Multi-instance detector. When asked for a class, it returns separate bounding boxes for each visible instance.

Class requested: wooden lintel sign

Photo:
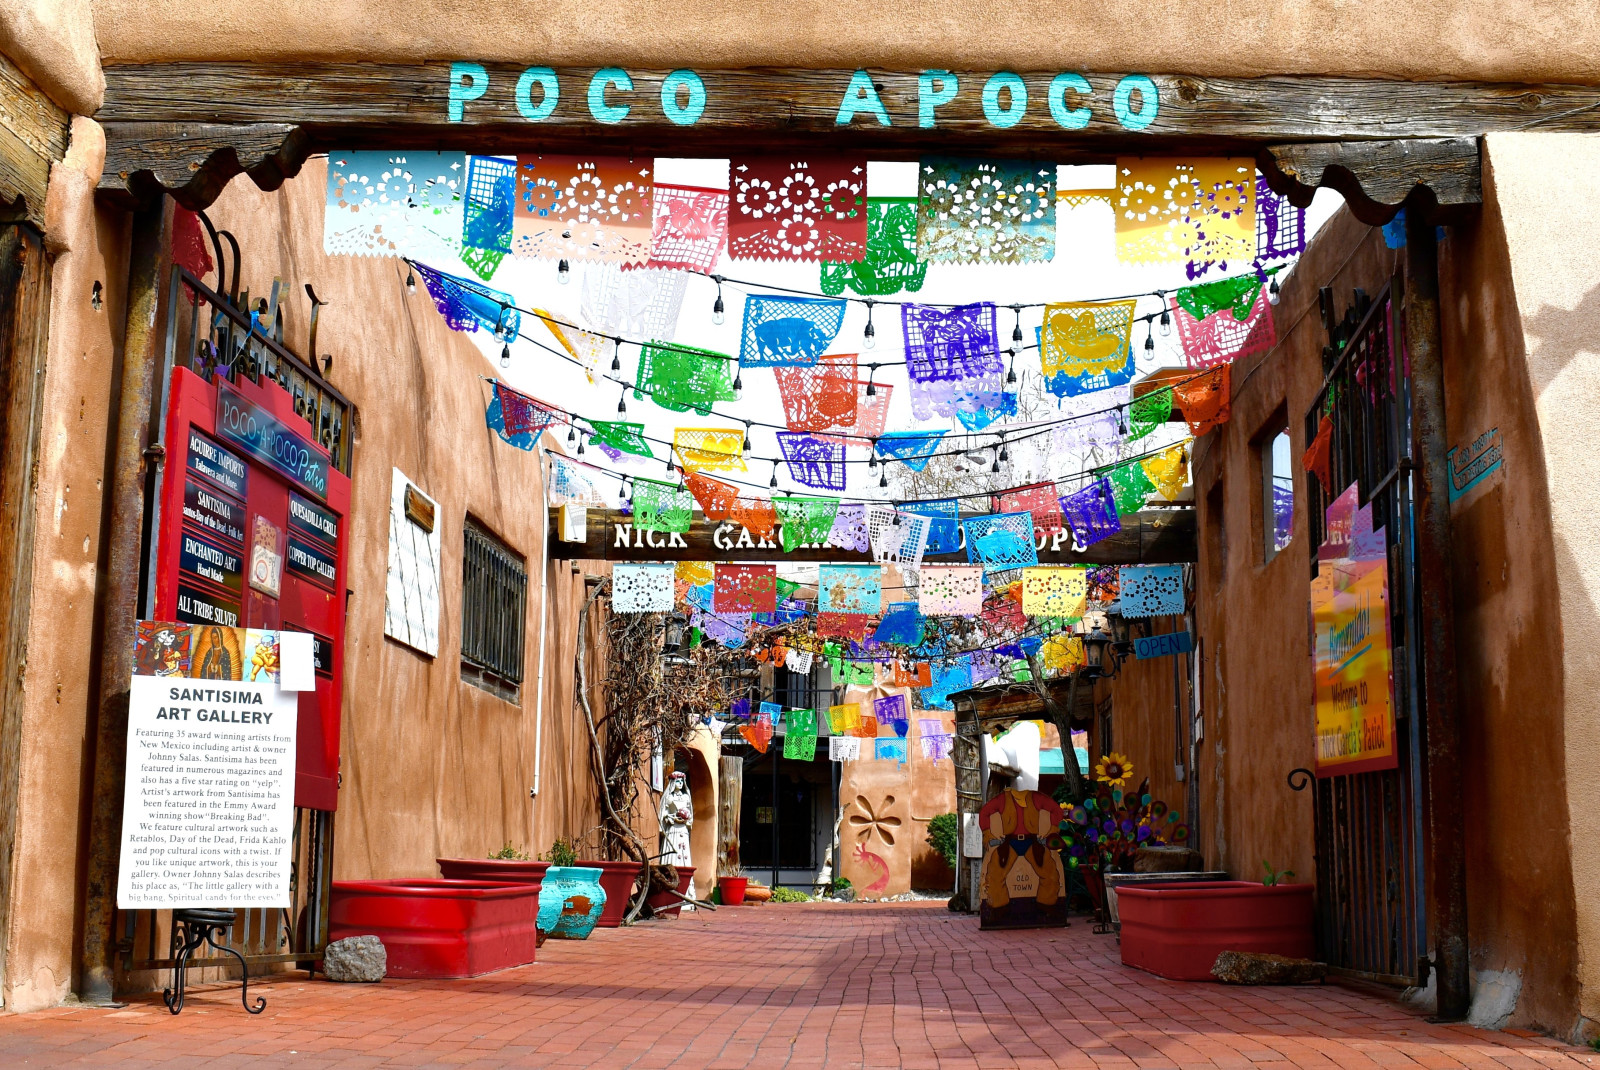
[547,507,1196,565]
[97,62,1600,156]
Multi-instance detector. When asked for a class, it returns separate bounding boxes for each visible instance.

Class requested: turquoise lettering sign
[443,66,1162,133]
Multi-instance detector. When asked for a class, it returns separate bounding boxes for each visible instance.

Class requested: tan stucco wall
[1482,132,1600,1042]
[0,0,101,114]
[836,683,954,898]
[84,1,1600,84]
[1157,187,1586,1037]
[1,116,119,1013]
[200,161,626,880]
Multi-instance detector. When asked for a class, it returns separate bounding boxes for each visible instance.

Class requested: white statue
[659,771,694,869]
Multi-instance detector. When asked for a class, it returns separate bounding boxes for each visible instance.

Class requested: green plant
[770,887,811,903]
[1262,861,1296,886]
[488,842,530,861]
[1588,1037,1599,1053]
[541,838,578,867]
[1059,775,1189,873]
[926,813,959,869]
[828,876,853,896]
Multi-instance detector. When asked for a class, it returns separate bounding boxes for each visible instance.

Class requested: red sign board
[154,367,349,810]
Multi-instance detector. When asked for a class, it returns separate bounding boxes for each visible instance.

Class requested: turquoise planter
[537,866,606,940]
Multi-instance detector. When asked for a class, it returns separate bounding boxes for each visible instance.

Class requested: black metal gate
[1296,281,1429,986]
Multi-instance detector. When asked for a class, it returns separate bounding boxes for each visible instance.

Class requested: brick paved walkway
[2,902,1595,1068]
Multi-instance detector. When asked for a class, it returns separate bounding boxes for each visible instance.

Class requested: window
[460,518,527,701]
[1262,428,1294,562]
[1204,481,1226,589]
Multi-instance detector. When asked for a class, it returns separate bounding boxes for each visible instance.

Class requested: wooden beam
[0,54,70,227]
[1258,138,1482,226]
[547,506,1196,564]
[94,62,1539,213]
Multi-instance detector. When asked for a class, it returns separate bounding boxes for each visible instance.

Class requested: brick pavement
[1,901,1595,1069]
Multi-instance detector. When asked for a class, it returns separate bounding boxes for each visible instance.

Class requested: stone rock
[323,936,386,983]
[1211,951,1327,985]
[1134,845,1205,873]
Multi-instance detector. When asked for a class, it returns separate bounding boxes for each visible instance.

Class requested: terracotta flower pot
[579,860,643,927]
[645,867,695,918]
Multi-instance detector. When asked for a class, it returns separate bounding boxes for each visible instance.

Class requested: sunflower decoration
[1095,752,1133,789]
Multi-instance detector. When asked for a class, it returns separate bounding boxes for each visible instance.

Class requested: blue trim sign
[215,383,330,498]
[1133,630,1194,660]
[1447,427,1502,504]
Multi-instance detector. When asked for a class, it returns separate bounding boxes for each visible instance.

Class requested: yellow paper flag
[673,427,747,472]
[1021,567,1088,619]
[1114,158,1255,266]
[1141,444,1190,501]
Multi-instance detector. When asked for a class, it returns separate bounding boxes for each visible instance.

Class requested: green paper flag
[635,342,737,416]
[775,495,841,552]
[1128,390,1172,443]
[1106,459,1157,515]
[588,419,654,459]
[631,478,694,533]
[784,709,818,760]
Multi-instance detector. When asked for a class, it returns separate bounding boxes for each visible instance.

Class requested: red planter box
[579,861,642,927]
[717,876,748,906]
[330,879,541,979]
[645,867,695,918]
[1116,881,1314,981]
[436,858,550,889]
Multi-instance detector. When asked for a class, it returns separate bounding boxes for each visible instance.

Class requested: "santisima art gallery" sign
[117,675,299,909]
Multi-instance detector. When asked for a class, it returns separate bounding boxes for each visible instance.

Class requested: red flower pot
[717,876,749,905]
[437,857,550,889]
[329,879,541,979]
[645,867,695,917]
[579,861,643,927]
[1116,881,1315,981]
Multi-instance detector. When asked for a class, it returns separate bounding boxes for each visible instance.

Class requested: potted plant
[1058,754,1190,919]
[536,838,607,940]
[437,842,551,889]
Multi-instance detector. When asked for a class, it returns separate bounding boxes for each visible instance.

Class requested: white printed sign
[383,468,442,656]
[117,675,299,909]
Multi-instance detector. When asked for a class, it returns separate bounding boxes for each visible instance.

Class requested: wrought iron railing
[461,520,529,692]
[166,266,354,477]
[1297,280,1429,987]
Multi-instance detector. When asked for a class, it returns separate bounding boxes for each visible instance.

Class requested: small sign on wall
[1134,630,1194,660]
[1447,427,1503,504]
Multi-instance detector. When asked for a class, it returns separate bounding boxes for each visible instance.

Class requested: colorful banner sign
[1311,485,1397,777]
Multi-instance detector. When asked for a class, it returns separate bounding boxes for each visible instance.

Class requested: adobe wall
[86,0,1600,84]
[1478,133,1600,1043]
[1162,179,1585,1035]
[1,117,123,1013]
[199,160,608,879]
[1090,615,1189,843]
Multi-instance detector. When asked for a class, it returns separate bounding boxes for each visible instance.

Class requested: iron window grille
[461,519,527,700]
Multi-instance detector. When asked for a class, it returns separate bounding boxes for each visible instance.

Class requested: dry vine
[574,578,734,920]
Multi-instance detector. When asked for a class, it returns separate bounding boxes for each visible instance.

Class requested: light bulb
[405,270,417,296]
[617,391,628,414]
[557,259,570,284]
[619,483,630,506]
[610,341,621,372]
[577,438,585,456]
[1144,325,1156,353]
[1268,277,1281,305]
[863,320,876,349]
[879,471,889,488]
[1159,308,1172,336]
[742,423,752,452]
[713,294,725,325]
[733,371,744,399]
[769,465,779,489]
[567,427,576,444]
[991,456,1002,473]
[500,343,511,368]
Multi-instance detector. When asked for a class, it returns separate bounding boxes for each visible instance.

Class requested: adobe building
[0,0,1594,1049]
